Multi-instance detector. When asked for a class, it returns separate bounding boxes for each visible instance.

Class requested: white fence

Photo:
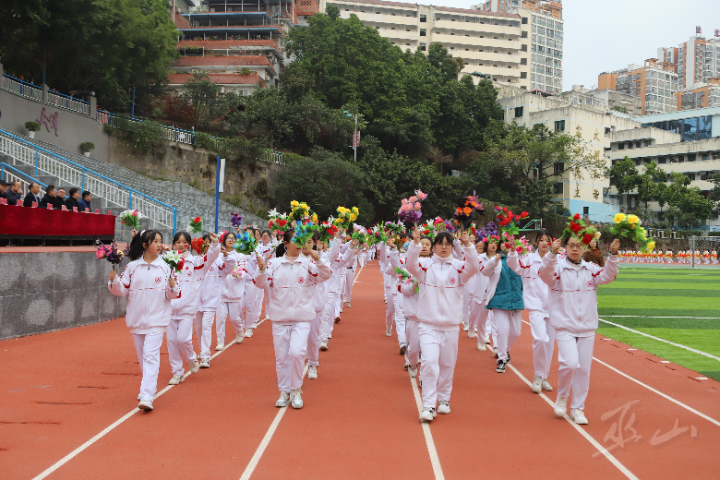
[0,164,46,198]
[1,75,43,102]
[0,130,176,230]
[47,90,90,116]
[96,110,196,146]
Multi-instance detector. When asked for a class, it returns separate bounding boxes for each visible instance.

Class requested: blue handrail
[2,74,42,89]
[48,89,89,104]
[0,162,49,188]
[0,128,177,233]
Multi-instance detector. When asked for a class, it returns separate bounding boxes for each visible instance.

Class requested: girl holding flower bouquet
[538,228,620,426]
[405,229,479,422]
[165,231,221,386]
[108,230,180,411]
[216,233,250,351]
[254,229,332,409]
[465,239,490,347]
[243,230,276,333]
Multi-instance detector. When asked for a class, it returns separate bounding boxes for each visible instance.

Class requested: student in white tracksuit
[319,237,356,348]
[507,230,554,394]
[406,229,478,422]
[254,229,332,409]
[539,236,620,426]
[378,241,405,341]
[165,232,220,385]
[195,244,236,368]
[465,240,489,349]
[108,229,180,410]
[477,237,501,350]
[343,246,358,307]
[245,233,275,328]
[384,239,410,354]
[216,234,249,351]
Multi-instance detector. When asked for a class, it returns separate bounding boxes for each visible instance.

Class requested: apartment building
[498,92,642,222]
[321,0,531,89]
[598,59,679,115]
[168,0,307,93]
[480,1,564,94]
[675,77,720,111]
[606,106,720,230]
[658,33,720,90]
[560,85,642,116]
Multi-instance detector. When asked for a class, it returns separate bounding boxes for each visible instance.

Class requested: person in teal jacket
[480,237,524,373]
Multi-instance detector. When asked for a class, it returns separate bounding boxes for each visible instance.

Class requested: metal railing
[96,109,196,146]
[1,74,43,102]
[0,128,177,232]
[47,90,90,115]
[0,163,47,198]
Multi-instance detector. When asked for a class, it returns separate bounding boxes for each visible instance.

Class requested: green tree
[663,172,714,229]
[708,171,720,209]
[608,156,639,195]
[611,105,629,114]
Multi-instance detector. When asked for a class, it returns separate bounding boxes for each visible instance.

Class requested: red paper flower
[570,222,582,234]
[194,216,201,223]
[503,207,508,213]
[573,213,581,221]
[582,233,594,245]
[521,211,529,218]
[177,258,185,271]
[278,219,287,227]
[269,220,274,228]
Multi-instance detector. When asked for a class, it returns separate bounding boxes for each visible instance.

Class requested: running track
[2,262,719,479]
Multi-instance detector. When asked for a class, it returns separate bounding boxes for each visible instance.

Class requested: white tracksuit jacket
[169,243,221,319]
[508,251,549,312]
[221,251,248,303]
[199,254,237,312]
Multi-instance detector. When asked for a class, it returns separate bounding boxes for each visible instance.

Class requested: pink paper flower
[416,189,427,201]
[414,202,421,211]
[409,196,418,204]
[401,198,408,205]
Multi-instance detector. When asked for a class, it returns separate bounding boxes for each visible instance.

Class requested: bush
[25,121,40,132]
[80,142,95,152]
[103,124,116,135]
[128,121,163,154]
[195,132,218,152]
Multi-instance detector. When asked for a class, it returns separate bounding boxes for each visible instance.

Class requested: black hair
[82,190,91,198]
[535,229,553,245]
[128,229,163,261]
[223,232,237,248]
[202,233,211,242]
[0,180,8,187]
[261,229,272,238]
[69,187,79,197]
[311,232,320,250]
[172,231,192,246]
[46,184,55,192]
[282,229,295,244]
[433,232,454,247]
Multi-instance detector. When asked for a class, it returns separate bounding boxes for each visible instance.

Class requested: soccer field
[597,265,720,382]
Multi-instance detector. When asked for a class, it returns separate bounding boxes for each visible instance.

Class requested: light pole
[344,110,358,161]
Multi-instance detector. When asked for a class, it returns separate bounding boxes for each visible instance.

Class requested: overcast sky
[434,0,720,91]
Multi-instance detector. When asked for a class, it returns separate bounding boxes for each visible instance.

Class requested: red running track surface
[1,261,719,479]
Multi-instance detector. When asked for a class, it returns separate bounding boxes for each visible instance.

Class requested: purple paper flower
[231,212,243,227]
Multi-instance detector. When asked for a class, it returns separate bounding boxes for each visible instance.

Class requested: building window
[555,120,565,132]
[583,207,589,215]
[521,31,528,38]
[554,163,565,175]
[420,14,427,22]
[554,182,563,194]
[618,143,625,150]
[420,29,426,36]
[515,106,524,118]
[520,58,527,65]
[522,17,529,25]
[521,44,527,52]
[521,72,527,78]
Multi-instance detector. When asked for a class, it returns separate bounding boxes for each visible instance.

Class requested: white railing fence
[0,164,47,198]
[1,75,43,102]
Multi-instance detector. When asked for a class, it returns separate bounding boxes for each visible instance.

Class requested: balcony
[348,11,418,27]
[431,33,518,50]
[456,50,521,64]
[433,20,521,37]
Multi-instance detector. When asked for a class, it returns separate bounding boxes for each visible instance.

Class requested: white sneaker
[477,342,486,351]
[346,302,351,308]
[264,315,270,321]
[531,376,542,394]
[468,331,477,339]
[554,397,567,417]
[169,375,184,386]
[328,333,333,338]
[408,365,418,378]
[404,360,410,370]
[244,330,253,338]
[571,409,588,425]
[399,343,407,355]
[275,391,290,407]
[290,389,303,409]
[493,346,498,357]
[137,394,141,401]
[252,322,260,329]
[199,358,210,368]
[190,361,200,374]
[542,379,553,392]
[215,342,225,351]
[138,400,153,410]
[437,402,451,414]
[385,326,392,337]
[236,333,244,344]
[308,366,318,379]
[419,407,436,422]
[320,341,328,351]
[463,323,469,331]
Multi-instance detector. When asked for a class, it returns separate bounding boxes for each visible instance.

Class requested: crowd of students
[107,222,620,428]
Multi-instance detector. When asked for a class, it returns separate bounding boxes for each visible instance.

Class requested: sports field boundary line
[520,320,720,429]
[31,318,267,480]
[506,362,639,480]
[410,375,445,480]
[598,318,720,362]
[601,315,720,320]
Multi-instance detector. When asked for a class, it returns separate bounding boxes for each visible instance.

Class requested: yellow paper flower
[613,213,626,223]
[350,214,357,221]
[352,207,359,214]
[312,214,318,223]
[291,200,299,208]
[594,231,601,240]
[630,224,636,229]
[627,214,639,224]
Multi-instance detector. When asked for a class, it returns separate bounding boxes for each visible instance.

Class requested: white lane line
[410,375,445,480]
[33,319,264,480]
[506,363,639,480]
[239,365,308,480]
[598,318,720,362]
[600,315,720,320]
[520,320,720,428]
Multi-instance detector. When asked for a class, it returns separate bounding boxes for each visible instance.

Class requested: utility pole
[344,110,359,161]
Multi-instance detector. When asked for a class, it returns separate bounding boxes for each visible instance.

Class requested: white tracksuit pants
[462,288,470,326]
[272,322,311,392]
[166,317,197,377]
[556,333,595,411]
[194,310,216,360]
[468,299,492,343]
[320,290,339,342]
[405,318,421,366]
[418,323,459,409]
[242,284,264,329]
[307,312,323,368]
[217,301,244,344]
[384,277,395,329]
[529,310,555,379]
[394,292,406,346]
[344,267,355,303]
[132,331,164,402]
[492,309,522,363]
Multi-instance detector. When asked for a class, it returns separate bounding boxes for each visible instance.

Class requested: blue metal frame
[0,163,49,188]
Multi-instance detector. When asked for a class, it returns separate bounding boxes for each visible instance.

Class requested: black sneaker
[496,360,506,373]
[506,353,511,364]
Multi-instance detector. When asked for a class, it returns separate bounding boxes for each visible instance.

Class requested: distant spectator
[39,185,57,209]
[5,181,23,205]
[582,239,605,267]
[0,180,8,198]
[55,188,66,209]
[78,190,92,212]
[23,182,41,207]
[65,187,80,211]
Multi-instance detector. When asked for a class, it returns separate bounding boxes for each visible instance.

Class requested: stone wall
[108,135,279,213]
[0,252,127,339]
